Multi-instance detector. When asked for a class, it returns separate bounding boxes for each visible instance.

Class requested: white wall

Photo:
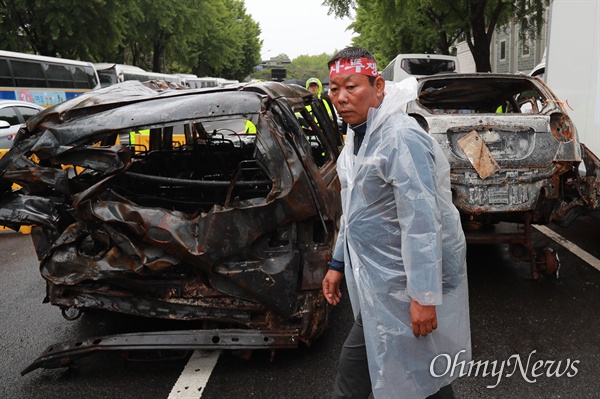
[456,41,477,73]
[545,0,600,157]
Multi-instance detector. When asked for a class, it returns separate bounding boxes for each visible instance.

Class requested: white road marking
[534,225,600,272]
[168,350,221,399]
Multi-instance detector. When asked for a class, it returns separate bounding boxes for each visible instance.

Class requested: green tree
[190,0,261,80]
[122,0,224,73]
[0,0,262,80]
[128,0,199,72]
[217,0,262,81]
[349,0,443,67]
[324,0,549,72]
[0,0,133,61]
[286,53,332,83]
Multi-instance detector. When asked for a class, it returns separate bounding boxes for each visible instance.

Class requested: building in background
[456,6,550,74]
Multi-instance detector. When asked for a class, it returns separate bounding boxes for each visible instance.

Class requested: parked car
[529,48,546,80]
[0,80,343,373]
[404,73,600,277]
[530,60,546,80]
[0,100,45,149]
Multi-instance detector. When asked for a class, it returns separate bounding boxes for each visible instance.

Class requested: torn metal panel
[0,194,61,230]
[21,329,299,375]
[0,80,343,361]
[457,130,501,179]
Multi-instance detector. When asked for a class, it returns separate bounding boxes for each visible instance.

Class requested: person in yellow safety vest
[495,100,509,113]
[303,77,334,161]
[244,119,257,134]
[129,129,149,144]
[305,77,333,121]
[129,129,150,152]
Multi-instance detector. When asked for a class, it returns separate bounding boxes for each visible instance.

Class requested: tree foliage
[0,0,132,60]
[192,0,262,81]
[0,0,261,80]
[286,53,332,83]
[324,0,550,72]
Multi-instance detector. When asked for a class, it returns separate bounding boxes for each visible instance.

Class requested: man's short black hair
[328,47,376,65]
[328,47,377,86]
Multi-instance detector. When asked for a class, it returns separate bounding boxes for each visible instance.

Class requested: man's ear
[375,76,386,99]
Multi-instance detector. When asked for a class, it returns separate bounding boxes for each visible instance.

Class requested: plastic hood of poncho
[333,77,472,398]
[306,77,323,97]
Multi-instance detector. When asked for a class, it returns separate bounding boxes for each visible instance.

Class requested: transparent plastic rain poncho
[332,78,472,398]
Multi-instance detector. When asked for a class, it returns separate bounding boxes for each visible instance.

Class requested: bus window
[46,63,75,88]
[0,50,100,107]
[400,58,456,75]
[73,66,98,89]
[185,77,219,89]
[0,59,12,86]
[97,66,118,87]
[381,53,459,82]
[95,63,182,87]
[12,60,46,87]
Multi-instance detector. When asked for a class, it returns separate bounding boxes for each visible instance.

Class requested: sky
[243,0,356,60]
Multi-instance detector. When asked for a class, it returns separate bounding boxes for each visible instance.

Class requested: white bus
[0,50,100,107]
[185,76,220,89]
[380,53,459,82]
[185,77,240,89]
[176,73,198,86]
[94,63,182,88]
[216,78,240,87]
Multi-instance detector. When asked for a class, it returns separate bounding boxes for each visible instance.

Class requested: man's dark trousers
[332,314,455,399]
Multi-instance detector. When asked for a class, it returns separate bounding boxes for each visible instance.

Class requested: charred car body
[0,81,343,373]
[405,73,600,277]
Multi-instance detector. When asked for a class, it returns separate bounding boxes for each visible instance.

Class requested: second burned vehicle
[405,73,600,277]
[0,80,343,373]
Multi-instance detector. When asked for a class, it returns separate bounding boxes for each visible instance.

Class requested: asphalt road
[1,216,599,399]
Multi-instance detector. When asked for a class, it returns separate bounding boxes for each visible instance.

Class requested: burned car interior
[417,78,547,114]
[406,74,600,278]
[0,81,343,373]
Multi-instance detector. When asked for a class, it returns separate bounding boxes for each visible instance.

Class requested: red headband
[329,57,378,78]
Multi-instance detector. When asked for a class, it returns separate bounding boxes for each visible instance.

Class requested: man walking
[322,47,471,399]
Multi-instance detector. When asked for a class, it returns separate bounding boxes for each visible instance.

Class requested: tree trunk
[152,42,163,73]
[470,41,492,72]
[468,1,493,72]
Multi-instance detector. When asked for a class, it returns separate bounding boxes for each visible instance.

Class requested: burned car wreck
[405,73,600,277]
[0,80,343,373]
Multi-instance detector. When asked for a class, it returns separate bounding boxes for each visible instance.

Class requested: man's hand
[322,269,344,306]
[410,300,438,338]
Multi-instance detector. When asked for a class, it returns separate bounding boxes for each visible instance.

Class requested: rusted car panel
[405,73,600,275]
[0,81,343,362]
